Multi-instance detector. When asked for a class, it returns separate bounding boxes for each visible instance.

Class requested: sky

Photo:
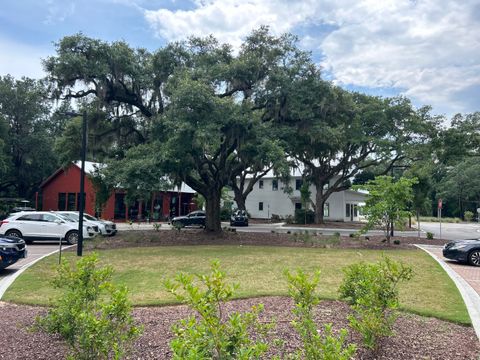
[0,0,479,118]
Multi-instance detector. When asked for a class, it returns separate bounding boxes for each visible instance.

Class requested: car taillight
[0,220,8,227]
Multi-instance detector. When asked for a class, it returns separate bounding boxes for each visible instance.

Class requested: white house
[232,173,368,222]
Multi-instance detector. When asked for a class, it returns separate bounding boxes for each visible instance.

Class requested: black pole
[77,110,87,256]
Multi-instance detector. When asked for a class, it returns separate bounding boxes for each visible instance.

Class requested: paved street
[420,221,480,241]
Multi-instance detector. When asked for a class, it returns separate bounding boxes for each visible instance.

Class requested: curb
[0,245,75,300]
[415,244,480,340]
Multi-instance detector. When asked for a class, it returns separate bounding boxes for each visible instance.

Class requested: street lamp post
[64,111,87,256]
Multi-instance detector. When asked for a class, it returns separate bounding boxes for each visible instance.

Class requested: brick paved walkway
[427,246,480,295]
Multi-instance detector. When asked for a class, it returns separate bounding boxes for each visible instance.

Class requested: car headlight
[450,244,468,250]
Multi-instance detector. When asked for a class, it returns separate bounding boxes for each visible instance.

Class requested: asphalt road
[419,221,480,241]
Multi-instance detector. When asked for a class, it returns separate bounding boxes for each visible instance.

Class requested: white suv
[0,211,93,244]
[57,212,117,236]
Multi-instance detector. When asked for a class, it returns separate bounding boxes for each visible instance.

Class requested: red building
[40,162,196,221]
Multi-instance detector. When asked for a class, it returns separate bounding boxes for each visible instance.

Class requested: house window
[345,203,351,217]
[324,203,330,217]
[259,202,264,211]
[295,202,302,210]
[272,179,278,191]
[67,193,76,211]
[295,179,302,190]
[259,180,264,189]
[353,205,358,217]
[58,193,66,211]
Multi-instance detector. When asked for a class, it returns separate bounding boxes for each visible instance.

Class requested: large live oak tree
[45,28,310,231]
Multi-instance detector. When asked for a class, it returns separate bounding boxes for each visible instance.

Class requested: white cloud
[0,36,49,79]
[143,0,480,116]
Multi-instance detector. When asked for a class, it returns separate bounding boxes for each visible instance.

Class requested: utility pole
[77,110,87,256]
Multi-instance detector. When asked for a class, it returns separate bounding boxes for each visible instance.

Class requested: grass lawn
[3,245,470,324]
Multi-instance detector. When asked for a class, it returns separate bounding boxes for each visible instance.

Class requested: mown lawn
[3,245,470,324]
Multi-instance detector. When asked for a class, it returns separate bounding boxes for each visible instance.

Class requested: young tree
[354,176,417,243]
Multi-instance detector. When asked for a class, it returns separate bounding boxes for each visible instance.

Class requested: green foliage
[294,209,315,224]
[0,75,59,198]
[354,176,418,243]
[426,232,434,240]
[436,159,480,218]
[464,210,474,222]
[284,269,356,360]
[152,223,161,231]
[36,253,141,360]
[339,257,413,350]
[164,260,271,359]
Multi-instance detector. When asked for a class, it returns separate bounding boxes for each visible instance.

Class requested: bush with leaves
[284,269,356,360]
[339,257,413,350]
[164,260,272,359]
[464,210,474,222]
[36,253,141,360]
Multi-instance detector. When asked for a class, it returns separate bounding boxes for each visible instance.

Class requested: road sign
[438,199,443,209]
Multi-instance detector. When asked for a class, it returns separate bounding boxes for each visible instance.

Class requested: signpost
[438,198,442,240]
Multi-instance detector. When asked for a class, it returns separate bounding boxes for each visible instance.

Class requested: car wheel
[468,250,480,266]
[65,231,79,245]
[5,229,23,239]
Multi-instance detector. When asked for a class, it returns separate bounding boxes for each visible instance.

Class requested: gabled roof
[40,161,196,194]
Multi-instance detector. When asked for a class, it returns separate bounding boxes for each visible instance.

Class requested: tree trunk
[205,189,222,232]
[233,188,246,211]
[314,185,325,224]
[416,209,421,239]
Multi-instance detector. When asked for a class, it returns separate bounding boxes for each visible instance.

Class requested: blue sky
[1,0,479,118]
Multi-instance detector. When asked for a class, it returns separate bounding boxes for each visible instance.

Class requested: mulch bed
[85,229,449,251]
[1,297,479,359]
[2,230,472,359]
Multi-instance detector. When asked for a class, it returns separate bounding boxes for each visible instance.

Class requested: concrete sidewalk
[416,244,480,341]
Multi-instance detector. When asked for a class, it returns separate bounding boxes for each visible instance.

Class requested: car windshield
[84,214,98,221]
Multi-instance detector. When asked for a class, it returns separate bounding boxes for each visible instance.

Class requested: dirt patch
[85,229,449,252]
[1,297,478,359]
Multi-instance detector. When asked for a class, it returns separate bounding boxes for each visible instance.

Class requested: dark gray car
[443,240,480,266]
[171,211,206,228]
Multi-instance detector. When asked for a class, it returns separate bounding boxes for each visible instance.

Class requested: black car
[230,210,248,226]
[443,240,480,266]
[0,235,27,270]
[171,211,206,228]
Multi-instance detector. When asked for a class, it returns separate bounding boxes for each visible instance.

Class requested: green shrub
[426,231,434,240]
[164,260,272,359]
[294,209,315,224]
[152,223,161,231]
[464,210,474,222]
[36,254,141,360]
[220,207,232,221]
[393,239,401,245]
[339,257,413,350]
[285,269,356,360]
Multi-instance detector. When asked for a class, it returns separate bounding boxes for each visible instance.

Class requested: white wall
[231,177,367,221]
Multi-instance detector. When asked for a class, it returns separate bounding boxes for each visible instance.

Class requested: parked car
[171,211,206,228]
[0,211,94,244]
[230,210,249,226]
[57,211,117,236]
[0,235,27,270]
[443,240,480,266]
